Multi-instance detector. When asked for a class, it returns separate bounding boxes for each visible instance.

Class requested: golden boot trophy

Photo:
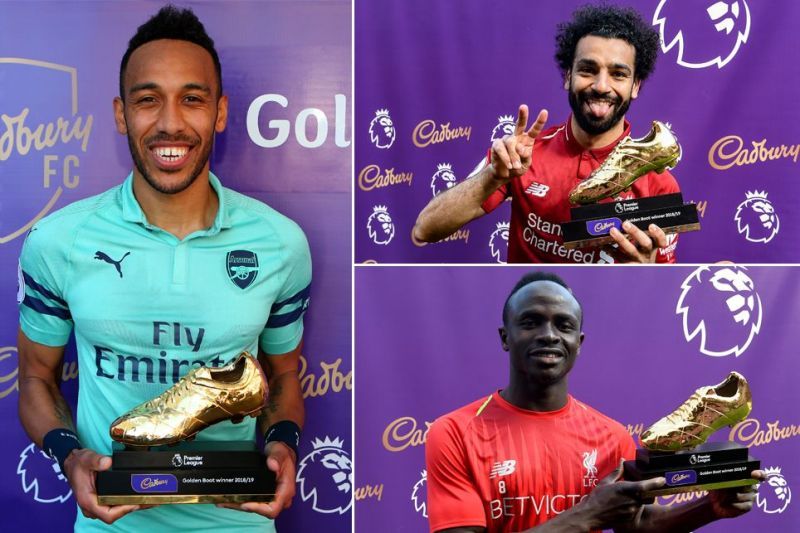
[624,372,760,498]
[97,353,277,504]
[561,121,701,249]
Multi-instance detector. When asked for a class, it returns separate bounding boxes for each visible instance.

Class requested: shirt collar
[120,171,232,234]
[564,114,632,157]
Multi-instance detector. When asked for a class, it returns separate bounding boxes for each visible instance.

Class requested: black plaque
[624,441,759,498]
[96,441,276,505]
[562,193,700,249]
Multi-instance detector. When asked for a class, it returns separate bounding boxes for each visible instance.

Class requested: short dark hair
[502,272,581,326]
[119,4,222,100]
[554,4,660,81]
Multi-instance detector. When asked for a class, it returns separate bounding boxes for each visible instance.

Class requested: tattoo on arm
[53,394,75,431]
[267,381,283,415]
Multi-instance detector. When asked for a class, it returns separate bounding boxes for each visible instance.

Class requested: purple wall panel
[0,1,351,531]
[355,266,799,531]
[355,0,800,263]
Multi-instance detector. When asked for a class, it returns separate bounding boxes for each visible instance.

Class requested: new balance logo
[94,251,130,278]
[524,182,549,197]
[489,460,516,479]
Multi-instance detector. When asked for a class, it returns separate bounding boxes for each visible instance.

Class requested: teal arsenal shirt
[18,172,311,532]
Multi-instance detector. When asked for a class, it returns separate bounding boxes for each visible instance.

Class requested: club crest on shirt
[226,250,259,289]
[582,449,598,487]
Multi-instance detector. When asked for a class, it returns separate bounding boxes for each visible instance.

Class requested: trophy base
[623,442,759,499]
[639,478,758,498]
[98,493,274,505]
[563,193,700,249]
[96,441,276,506]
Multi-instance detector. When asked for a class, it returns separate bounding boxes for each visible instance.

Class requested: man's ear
[113,97,127,135]
[631,78,641,100]
[499,327,509,351]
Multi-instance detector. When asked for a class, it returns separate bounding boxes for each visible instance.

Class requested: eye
[136,95,157,104]
[184,94,205,103]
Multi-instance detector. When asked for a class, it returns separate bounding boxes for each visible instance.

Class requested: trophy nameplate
[96,441,275,505]
[623,441,759,498]
[562,193,700,249]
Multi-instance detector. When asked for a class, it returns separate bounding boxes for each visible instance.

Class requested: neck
[570,115,626,150]
[501,377,569,412]
[132,169,218,240]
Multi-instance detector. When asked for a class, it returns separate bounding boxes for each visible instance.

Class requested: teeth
[153,146,189,159]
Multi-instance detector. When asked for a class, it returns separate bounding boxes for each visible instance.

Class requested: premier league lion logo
[369,109,396,149]
[757,467,792,514]
[297,436,353,514]
[367,205,395,245]
[490,115,516,142]
[654,0,751,69]
[17,444,72,504]
[489,222,510,264]
[676,266,762,357]
[430,163,457,197]
[411,470,428,518]
[735,191,780,244]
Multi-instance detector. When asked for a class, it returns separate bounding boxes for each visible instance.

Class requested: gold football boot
[640,372,752,451]
[569,121,682,205]
[110,352,267,446]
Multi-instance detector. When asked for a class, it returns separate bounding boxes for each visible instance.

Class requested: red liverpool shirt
[481,117,680,264]
[426,393,636,533]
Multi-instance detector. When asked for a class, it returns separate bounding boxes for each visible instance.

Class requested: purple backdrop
[355,0,800,263]
[355,266,799,531]
[0,1,351,531]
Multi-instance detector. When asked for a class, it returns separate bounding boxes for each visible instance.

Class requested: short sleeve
[426,416,487,532]
[259,227,312,355]
[18,227,73,346]
[619,431,637,462]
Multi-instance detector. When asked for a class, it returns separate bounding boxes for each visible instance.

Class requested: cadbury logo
[439,228,470,244]
[354,483,384,502]
[730,418,800,448]
[412,120,472,148]
[382,416,431,452]
[140,477,168,490]
[709,135,800,170]
[132,473,177,493]
[0,108,92,161]
[587,218,621,236]
[666,470,696,486]
[299,355,351,399]
[358,164,413,191]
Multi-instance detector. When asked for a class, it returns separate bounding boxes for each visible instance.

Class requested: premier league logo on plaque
[226,250,259,289]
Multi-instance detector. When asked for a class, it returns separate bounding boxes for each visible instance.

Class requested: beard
[568,82,632,136]
[127,130,212,195]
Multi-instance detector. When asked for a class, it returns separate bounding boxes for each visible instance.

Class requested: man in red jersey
[426,272,764,532]
[413,5,679,264]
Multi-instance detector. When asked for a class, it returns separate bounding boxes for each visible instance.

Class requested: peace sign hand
[491,104,548,180]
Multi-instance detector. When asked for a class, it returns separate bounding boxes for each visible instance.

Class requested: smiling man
[426,272,764,532]
[17,6,309,532]
[413,5,680,264]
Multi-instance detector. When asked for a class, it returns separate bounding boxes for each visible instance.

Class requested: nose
[592,71,611,94]
[156,98,185,134]
[535,322,559,345]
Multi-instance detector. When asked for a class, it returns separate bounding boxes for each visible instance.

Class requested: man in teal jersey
[17,6,309,532]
